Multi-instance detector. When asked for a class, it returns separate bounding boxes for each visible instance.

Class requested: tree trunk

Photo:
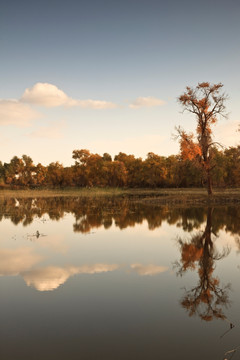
[206,169,213,196]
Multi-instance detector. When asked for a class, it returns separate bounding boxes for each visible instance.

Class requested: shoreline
[0,187,240,205]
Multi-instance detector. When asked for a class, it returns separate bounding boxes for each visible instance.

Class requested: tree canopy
[0,145,239,189]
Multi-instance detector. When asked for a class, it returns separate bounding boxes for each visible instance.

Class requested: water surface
[0,197,240,359]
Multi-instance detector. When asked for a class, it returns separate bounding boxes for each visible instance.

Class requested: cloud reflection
[131,263,168,276]
[0,248,42,276]
[0,247,168,291]
[22,264,119,291]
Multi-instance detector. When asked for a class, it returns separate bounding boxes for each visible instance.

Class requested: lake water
[0,196,240,360]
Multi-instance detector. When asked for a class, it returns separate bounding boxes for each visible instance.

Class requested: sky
[0,0,240,166]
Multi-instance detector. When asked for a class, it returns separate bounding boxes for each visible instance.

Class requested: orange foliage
[179,132,202,161]
[181,244,203,270]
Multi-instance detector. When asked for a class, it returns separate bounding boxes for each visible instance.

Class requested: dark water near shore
[1,196,240,359]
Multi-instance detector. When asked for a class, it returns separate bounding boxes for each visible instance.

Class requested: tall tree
[177,82,228,195]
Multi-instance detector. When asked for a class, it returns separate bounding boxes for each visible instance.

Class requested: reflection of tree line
[1,197,240,237]
[0,197,240,235]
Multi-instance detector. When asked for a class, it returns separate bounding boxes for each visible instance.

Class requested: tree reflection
[175,208,231,322]
[1,197,240,240]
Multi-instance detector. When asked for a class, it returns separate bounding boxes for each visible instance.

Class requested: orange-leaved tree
[177,82,228,195]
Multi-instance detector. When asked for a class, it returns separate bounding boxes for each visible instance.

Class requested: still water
[0,196,240,359]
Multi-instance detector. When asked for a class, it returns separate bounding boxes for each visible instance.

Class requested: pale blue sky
[0,0,239,165]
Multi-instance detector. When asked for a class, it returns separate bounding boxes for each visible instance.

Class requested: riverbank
[137,188,240,205]
[1,187,240,205]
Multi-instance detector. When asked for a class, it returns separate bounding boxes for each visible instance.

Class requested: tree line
[0,82,239,191]
[0,145,239,189]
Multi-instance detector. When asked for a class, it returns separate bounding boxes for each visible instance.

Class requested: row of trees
[0,146,239,189]
[0,83,238,191]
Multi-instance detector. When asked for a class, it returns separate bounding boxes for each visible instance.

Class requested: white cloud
[21,83,71,107]
[21,82,117,109]
[0,99,40,126]
[29,120,66,139]
[77,99,117,109]
[22,263,119,291]
[129,96,165,109]
[131,263,168,276]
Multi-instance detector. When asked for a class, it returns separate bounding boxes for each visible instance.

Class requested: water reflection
[20,263,169,291]
[22,264,119,291]
[0,247,42,275]
[1,197,240,359]
[175,207,231,322]
[0,198,239,303]
[130,264,168,276]
[1,197,240,238]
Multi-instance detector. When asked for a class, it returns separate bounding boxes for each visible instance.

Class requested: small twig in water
[220,320,235,339]
[224,344,240,360]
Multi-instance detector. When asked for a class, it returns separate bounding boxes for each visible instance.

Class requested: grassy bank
[0,187,125,198]
[138,188,240,205]
[1,187,240,205]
